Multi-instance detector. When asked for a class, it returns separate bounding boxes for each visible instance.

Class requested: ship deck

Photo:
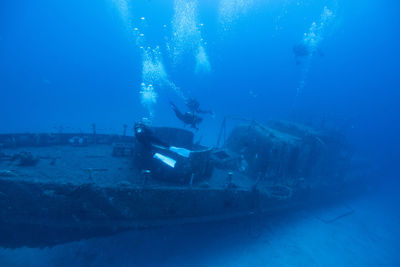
[0,144,255,190]
[0,140,368,248]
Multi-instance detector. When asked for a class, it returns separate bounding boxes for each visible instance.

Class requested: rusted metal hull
[0,176,367,248]
[0,178,273,247]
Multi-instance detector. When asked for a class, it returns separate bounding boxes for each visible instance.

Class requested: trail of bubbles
[273,0,294,32]
[112,0,133,33]
[170,0,199,62]
[195,44,211,74]
[296,6,336,96]
[170,0,210,73]
[139,83,157,119]
[138,42,184,119]
[303,6,335,55]
[111,1,185,119]
[218,0,255,31]
[141,46,184,99]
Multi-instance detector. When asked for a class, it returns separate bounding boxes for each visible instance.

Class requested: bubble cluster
[112,0,134,34]
[139,83,158,118]
[170,0,200,62]
[142,47,167,85]
[112,0,212,119]
[112,0,130,23]
[170,0,210,73]
[195,44,211,74]
[142,47,184,100]
[296,6,335,96]
[303,6,335,54]
[218,0,255,31]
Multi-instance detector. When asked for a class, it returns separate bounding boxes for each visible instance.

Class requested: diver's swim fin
[153,144,191,158]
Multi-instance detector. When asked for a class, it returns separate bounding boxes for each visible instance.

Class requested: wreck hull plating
[0,123,369,248]
[0,175,364,248]
[0,178,279,247]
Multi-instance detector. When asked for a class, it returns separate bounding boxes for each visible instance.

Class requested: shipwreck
[0,119,370,248]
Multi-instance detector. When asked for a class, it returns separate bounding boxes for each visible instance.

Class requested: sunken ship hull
[0,121,368,248]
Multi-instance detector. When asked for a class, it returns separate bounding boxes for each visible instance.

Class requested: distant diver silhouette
[170,101,203,130]
[293,43,324,65]
[185,98,214,115]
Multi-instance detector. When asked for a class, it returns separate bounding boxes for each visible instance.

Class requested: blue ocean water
[0,0,399,266]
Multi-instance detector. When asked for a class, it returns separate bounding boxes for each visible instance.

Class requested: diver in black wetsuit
[134,122,169,148]
[185,98,214,115]
[293,43,324,65]
[170,101,203,130]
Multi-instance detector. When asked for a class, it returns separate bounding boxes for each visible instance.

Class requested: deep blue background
[1,0,399,177]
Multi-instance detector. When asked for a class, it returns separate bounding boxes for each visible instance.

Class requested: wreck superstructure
[0,120,367,248]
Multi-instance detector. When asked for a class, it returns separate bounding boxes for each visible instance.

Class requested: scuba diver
[135,122,169,148]
[135,121,192,158]
[293,43,311,65]
[170,101,203,130]
[185,98,214,115]
[293,43,324,65]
